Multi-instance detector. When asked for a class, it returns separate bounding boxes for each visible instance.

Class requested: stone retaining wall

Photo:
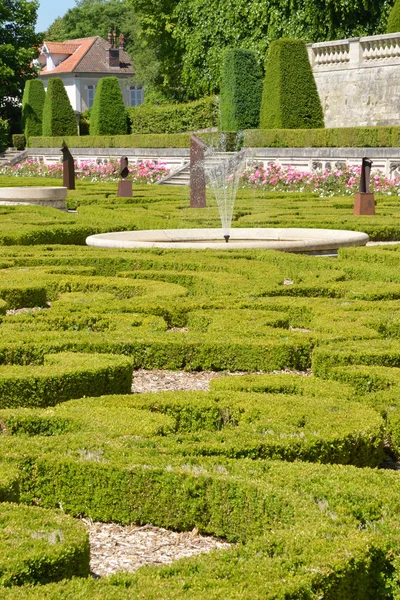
[307,33,400,128]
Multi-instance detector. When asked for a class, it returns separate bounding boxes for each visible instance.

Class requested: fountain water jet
[205,149,250,242]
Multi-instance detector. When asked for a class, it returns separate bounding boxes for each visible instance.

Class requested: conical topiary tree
[90,77,127,136]
[21,79,46,140]
[387,0,400,33]
[42,78,77,137]
[220,48,263,131]
[260,38,324,130]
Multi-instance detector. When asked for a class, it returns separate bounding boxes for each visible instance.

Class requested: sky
[36,0,76,34]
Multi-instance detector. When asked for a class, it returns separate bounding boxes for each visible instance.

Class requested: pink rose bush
[0,159,170,184]
[239,163,400,197]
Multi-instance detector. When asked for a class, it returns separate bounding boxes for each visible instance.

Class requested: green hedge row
[28,133,192,149]
[132,389,384,466]
[26,125,400,149]
[2,449,400,596]
[0,382,384,466]
[243,125,400,148]
[0,352,134,408]
[0,117,9,153]
[0,526,395,598]
[128,97,218,134]
[0,503,89,587]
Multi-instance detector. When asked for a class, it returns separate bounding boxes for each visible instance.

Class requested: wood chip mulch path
[84,367,310,577]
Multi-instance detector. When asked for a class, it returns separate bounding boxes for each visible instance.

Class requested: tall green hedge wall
[90,77,127,136]
[21,80,46,140]
[42,78,77,137]
[0,118,8,153]
[220,48,263,131]
[387,0,400,33]
[260,38,324,130]
[127,96,218,134]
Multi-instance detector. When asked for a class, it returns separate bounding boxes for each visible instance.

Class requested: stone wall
[307,33,400,128]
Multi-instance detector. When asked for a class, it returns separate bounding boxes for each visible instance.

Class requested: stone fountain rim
[86,228,369,252]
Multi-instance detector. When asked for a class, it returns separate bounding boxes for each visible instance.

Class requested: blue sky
[36,0,76,34]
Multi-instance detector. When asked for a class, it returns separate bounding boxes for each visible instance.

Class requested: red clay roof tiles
[40,37,134,75]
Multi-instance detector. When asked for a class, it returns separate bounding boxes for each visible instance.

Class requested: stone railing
[308,32,400,68]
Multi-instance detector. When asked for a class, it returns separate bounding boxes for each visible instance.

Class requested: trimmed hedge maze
[4,179,400,243]
[4,227,400,595]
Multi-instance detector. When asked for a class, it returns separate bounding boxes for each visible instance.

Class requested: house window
[129,86,144,106]
[87,85,95,109]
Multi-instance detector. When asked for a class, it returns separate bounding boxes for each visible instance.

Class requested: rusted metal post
[354,157,375,215]
[190,135,207,208]
[61,141,75,190]
[117,156,132,197]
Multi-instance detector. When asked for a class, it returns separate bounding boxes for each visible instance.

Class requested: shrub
[42,78,77,137]
[21,79,46,140]
[220,49,263,131]
[260,38,324,129]
[0,352,134,408]
[12,134,25,150]
[0,503,89,587]
[79,110,90,136]
[243,125,400,147]
[0,118,9,153]
[28,133,192,148]
[387,0,400,33]
[90,77,127,136]
[128,96,218,134]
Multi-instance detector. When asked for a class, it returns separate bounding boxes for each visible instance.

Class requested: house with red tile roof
[38,34,143,115]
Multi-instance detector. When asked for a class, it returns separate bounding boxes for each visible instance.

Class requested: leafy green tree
[42,78,77,136]
[46,0,393,103]
[173,0,390,98]
[46,0,136,43]
[0,0,42,129]
[128,0,183,102]
[90,77,127,135]
[46,0,182,102]
[21,79,46,140]
[387,0,400,32]
[260,39,324,129]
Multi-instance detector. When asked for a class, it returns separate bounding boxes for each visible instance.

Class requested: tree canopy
[173,0,392,98]
[0,0,41,126]
[46,0,394,102]
[46,0,135,43]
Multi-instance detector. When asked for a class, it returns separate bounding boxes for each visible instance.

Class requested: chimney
[119,33,125,50]
[107,29,119,67]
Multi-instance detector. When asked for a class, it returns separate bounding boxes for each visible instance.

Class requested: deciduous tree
[0,0,42,128]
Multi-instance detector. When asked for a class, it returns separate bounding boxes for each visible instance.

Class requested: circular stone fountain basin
[86,228,369,252]
[0,187,67,210]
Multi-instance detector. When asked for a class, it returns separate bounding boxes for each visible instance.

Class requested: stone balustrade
[307,33,400,127]
[308,33,400,69]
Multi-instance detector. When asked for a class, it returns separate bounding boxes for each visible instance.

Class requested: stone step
[0,148,28,168]
[158,151,239,186]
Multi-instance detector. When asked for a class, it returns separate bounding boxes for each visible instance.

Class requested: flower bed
[0,159,170,184]
[240,163,400,197]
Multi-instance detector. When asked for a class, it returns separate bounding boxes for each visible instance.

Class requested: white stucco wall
[308,33,400,128]
[40,74,135,113]
[41,76,79,112]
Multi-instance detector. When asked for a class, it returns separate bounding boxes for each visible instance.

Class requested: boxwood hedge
[1,190,400,595]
